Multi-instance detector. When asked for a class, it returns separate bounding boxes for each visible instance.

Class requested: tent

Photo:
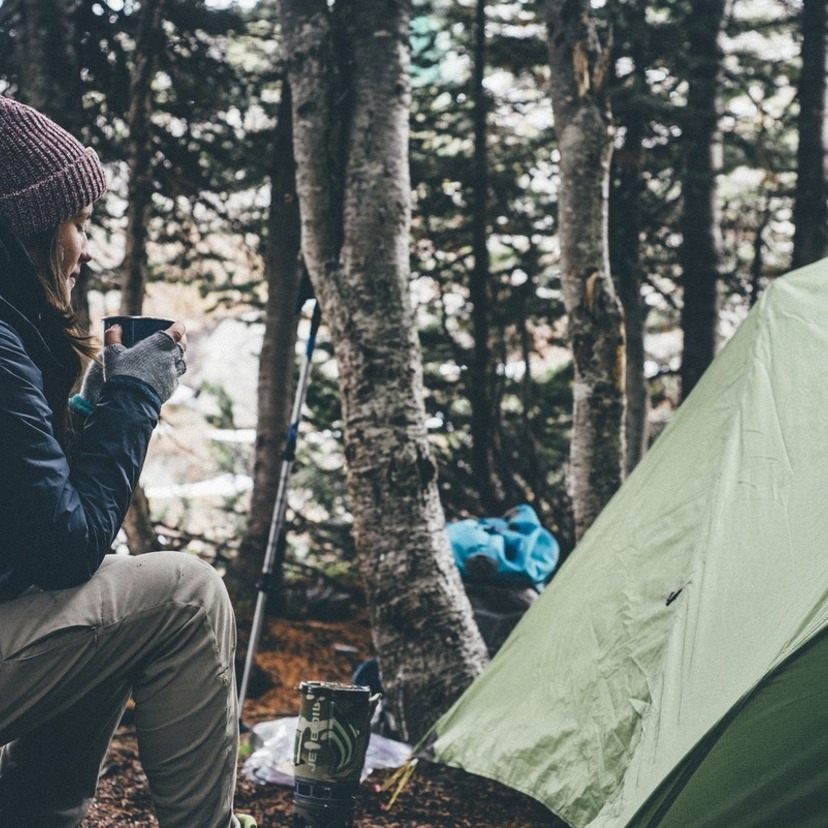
[431,258,828,827]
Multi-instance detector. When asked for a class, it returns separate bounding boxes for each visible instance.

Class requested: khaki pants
[0,552,239,828]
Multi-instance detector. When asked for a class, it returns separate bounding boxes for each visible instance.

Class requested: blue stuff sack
[447,504,559,589]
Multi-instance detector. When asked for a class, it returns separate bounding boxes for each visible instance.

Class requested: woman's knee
[171,553,230,604]
[164,554,236,649]
[95,552,236,651]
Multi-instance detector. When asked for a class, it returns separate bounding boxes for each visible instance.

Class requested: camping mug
[103,315,175,348]
[293,681,380,828]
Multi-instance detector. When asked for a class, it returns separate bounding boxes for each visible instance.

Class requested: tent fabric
[626,626,828,828]
[431,257,828,828]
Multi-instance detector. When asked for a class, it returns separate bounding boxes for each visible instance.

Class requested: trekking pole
[238,299,322,722]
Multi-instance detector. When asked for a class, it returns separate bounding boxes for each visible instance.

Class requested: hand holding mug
[103,320,188,403]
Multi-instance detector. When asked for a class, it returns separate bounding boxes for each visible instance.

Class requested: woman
[0,96,255,828]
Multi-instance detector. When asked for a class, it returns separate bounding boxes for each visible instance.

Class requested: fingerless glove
[103,331,187,404]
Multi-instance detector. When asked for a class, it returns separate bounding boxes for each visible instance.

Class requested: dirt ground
[81,607,566,827]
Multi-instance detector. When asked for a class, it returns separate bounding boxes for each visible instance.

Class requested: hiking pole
[238,298,323,723]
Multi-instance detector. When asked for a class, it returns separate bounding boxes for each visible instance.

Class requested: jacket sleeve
[0,324,161,590]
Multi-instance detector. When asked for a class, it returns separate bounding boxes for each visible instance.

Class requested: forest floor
[81,604,567,827]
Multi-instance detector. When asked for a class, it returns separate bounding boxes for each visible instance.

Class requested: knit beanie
[0,96,107,239]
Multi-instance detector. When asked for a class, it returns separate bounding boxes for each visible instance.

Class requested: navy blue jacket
[0,222,161,601]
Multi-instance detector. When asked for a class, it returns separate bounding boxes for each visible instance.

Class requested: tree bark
[609,0,649,475]
[19,0,84,135]
[281,0,488,743]
[227,83,303,611]
[15,0,93,329]
[121,485,157,557]
[119,0,165,555]
[678,0,725,401]
[120,0,163,316]
[546,0,625,541]
[468,0,503,513]
[792,0,828,269]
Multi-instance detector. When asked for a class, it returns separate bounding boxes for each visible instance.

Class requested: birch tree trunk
[792,0,828,269]
[546,0,625,541]
[678,0,725,401]
[281,0,488,742]
[120,0,164,555]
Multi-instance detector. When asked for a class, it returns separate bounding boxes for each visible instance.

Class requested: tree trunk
[792,0,828,269]
[609,0,649,475]
[468,0,503,513]
[19,0,84,135]
[120,0,164,555]
[227,83,303,612]
[546,0,625,541]
[120,0,162,316]
[281,0,488,743]
[121,485,157,556]
[678,0,725,401]
[15,0,94,330]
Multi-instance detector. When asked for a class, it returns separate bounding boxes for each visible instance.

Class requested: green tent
[432,258,828,827]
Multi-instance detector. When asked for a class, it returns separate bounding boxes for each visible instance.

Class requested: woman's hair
[25,225,99,450]
[25,225,98,369]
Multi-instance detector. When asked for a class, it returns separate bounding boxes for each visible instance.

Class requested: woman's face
[56,206,92,301]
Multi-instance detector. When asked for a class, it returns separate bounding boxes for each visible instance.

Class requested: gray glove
[103,331,187,404]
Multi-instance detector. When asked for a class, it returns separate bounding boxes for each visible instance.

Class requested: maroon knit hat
[0,96,107,239]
